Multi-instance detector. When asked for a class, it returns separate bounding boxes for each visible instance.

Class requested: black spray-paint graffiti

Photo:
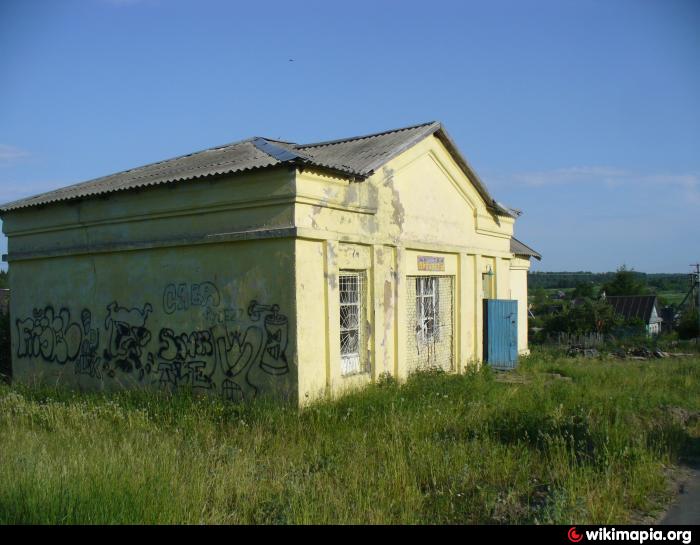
[15,284,291,401]
[163,282,220,315]
[75,309,101,378]
[102,302,153,379]
[16,307,103,377]
[154,300,289,400]
[16,306,82,364]
[249,301,289,376]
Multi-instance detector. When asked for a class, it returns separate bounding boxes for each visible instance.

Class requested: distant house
[605,295,663,335]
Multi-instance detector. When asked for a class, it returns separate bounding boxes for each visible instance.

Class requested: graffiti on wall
[103,302,153,379]
[75,309,101,378]
[152,300,289,401]
[162,282,220,315]
[16,306,82,364]
[15,283,291,400]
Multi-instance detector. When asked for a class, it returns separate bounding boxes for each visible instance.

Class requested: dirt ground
[659,463,700,525]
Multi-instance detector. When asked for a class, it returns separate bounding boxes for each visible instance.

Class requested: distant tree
[544,299,621,335]
[531,287,548,312]
[571,282,596,300]
[677,309,699,340]
[0,270,6,290]
[602,265,647,296]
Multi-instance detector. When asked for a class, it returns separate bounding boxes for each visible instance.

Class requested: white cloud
[0,145,29,164]
[493,165,700,203]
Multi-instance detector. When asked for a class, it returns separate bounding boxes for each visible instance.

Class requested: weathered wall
[509,256,532,355]
[4,166,296,260]
[9,239,297,401]
[3,132,531,403]
[293,134,522,397]
[4,167,299,400]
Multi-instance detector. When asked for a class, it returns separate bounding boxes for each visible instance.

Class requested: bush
[677,309,699,341]
[544,298,622,335]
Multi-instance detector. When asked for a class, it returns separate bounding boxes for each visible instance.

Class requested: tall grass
[0,350,698,524]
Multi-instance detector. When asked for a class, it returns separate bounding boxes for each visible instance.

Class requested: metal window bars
[416,276,440,345]
[407,275,454,372]
[339,271,367,376]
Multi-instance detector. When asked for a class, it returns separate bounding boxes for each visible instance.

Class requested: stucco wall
[3,133,532,403]
[9,238,297,402]
[292,134,525,398]
[509,256,532,355]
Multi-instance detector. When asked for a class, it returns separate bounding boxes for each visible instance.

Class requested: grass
[0,349,698,524]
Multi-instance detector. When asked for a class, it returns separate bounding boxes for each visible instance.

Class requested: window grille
[416,277,440,344]
[407,275,454,372]
[339,271,368,376]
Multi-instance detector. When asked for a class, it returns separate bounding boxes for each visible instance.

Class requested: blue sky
[1,0,698,273]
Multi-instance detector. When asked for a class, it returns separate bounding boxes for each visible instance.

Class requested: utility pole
[692,263,700,344]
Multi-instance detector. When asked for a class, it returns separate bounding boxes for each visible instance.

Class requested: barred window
[416,276,439,343]
[407,275,454,372]
[339,271,367,376]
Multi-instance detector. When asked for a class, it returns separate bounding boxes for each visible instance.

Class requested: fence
[548,331,605,348]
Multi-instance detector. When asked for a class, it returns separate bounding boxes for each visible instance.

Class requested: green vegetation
[529,270,691,294]
[678,309,699,341]
[1,351,698,524]
[542,299,628,336]
[529,269,695,309]
[601,265,648,297]
[529,267,698,340]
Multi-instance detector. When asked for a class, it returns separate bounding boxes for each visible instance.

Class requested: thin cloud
[509,166,630,188]
[0,145,29,164]
[491,166,700,203]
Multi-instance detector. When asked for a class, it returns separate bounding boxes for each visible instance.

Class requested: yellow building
[1,122,540,404]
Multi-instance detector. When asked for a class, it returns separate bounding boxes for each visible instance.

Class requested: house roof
[606,295,660,324]
[510,237,542,260]
[0,121,513,217]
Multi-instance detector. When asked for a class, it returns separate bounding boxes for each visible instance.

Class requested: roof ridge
[297,121,438,149]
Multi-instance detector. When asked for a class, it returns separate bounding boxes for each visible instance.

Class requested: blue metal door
[483,299,518,369]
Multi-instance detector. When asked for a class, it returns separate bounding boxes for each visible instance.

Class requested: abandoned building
[1,121,540,403]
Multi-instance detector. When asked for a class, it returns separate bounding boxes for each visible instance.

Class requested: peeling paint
[382,166,405,233]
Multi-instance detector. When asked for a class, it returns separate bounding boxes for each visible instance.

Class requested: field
[1,350,698,524]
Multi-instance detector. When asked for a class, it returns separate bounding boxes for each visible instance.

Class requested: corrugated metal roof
[606,295,659,324]
[1,138,281,211]
[0,121,509,215]
[297,122,440,176]
[510,237,542,260]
